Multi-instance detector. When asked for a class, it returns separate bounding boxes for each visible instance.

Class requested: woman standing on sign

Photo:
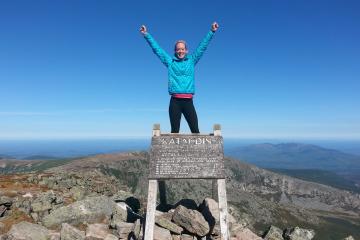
[140,22,219,133]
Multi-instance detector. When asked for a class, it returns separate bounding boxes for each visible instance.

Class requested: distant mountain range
[227,143,360,170]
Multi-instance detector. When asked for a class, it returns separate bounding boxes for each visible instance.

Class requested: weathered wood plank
[144,180,158,240]
[218,178,230,240]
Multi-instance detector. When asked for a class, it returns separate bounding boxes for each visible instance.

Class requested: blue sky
[0,0,359,139]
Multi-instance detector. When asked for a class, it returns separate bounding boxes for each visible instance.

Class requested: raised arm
[191,22,219,64]
[140,25,172,67]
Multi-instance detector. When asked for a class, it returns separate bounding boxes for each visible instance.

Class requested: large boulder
[232,227,262,240]
[110,202,128,226]
[85,223,111,240]
[180,234,196,240]
[114,222,134,239]
[42,196,114,228]
[31,191,61,213]
[0,196,12,207]
[6,221,51,240]
[104,234,118,240]
[284,227,315,240]
[172,205,209,237]
[153,225,172,240]
[13,197,32,215]
[70,186,86,201]
[264,225,284,240]
[49,232,60,240]
[155,215,183,234]
[60,223,85,240]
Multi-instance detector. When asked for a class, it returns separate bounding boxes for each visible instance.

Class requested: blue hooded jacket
[144,31,215,95]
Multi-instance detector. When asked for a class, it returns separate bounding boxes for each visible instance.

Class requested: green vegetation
[100,166,140,193]
[268,168,360,193]
[314,217,360,240]
[29,158,76,171]
[0,158,76,174]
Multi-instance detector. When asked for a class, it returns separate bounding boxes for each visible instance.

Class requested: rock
[31,191,58,212]
[22,192,33,198]
[60,223,86,240]
[0,206,6,217]
[13,197,31,215]
[0,196,12,207]
[104,234,118,240]
[85,223,110,240]
[230,223,247,237]
[114,222,134,239]
[42,196,114,228]
[31,200,52,213]
[155,210,165,217]
[172,234,181,240]
[264,225,284,240]
[155,215,183,234]
[49,231,61,240]
[284,227,315,240]
[233,228,262,240]
[0,222,5,231]
[30,212,39,222]
[6,221,51,240]
[180,234,195,240]
[111,202,128,225]
[172,205,209,237]
[71,186,86,201]
[343,236,354,240]
[133,219,142,240]
[153,225,172,240]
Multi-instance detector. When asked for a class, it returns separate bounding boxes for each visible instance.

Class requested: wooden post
[218,179,230,240]
[212,124,221,200]
[144,180,158,240]
[152,123,160,137]
[214,124,230,240]
[144,124,161,240]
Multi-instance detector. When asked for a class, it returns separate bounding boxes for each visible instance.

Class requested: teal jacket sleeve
[144,33,172,67]
[191,30,215,65]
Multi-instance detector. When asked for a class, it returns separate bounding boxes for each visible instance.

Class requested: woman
[140,22,219,133]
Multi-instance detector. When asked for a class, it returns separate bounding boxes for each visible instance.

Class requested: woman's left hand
[211,22,219,32]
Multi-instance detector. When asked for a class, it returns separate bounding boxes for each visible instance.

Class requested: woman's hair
[174,40,188,51]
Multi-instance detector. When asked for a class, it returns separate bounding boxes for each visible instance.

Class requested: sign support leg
[144,179,158,240]
[218,178,230,240]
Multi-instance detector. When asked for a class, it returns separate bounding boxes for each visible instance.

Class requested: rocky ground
[0,152,359,239]
[0,174,321,240]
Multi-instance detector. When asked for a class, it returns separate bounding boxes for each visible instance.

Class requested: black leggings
[169,97,200,133]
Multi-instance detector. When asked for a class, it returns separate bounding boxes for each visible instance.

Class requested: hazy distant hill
[0,154,14,159]
[228,143,360,170]
[269,168,360,193]
[22,155,61,160]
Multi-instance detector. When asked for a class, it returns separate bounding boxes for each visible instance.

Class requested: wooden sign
[149,134,225,179]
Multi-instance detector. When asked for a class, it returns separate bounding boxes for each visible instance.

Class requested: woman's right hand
[140,25,147,35]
